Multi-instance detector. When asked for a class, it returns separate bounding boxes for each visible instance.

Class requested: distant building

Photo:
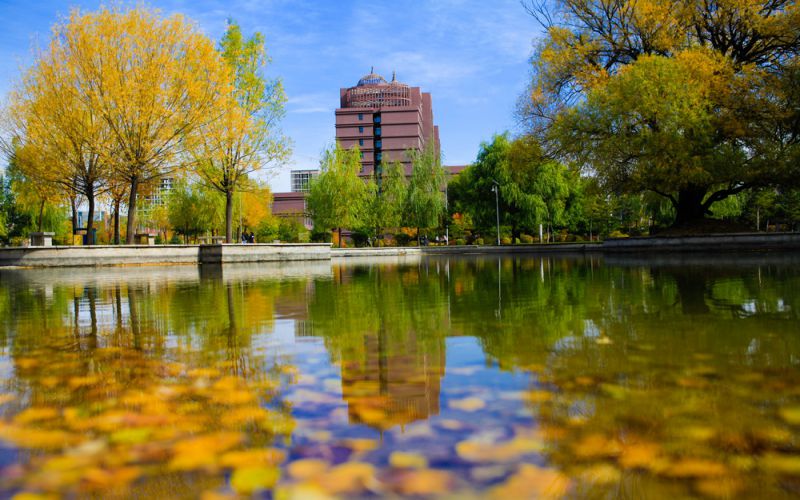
[290,170,317,193]
[336,68,440,179]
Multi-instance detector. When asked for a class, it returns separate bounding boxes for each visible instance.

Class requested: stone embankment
[0,232,798,268]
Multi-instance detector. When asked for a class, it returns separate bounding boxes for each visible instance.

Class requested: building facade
[335,69,440,178]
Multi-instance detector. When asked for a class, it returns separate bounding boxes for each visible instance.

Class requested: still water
[0,253,799,498]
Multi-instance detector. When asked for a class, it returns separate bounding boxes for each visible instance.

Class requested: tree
[523,0,800,227]
[191,21,289,243]
[37,7,230,243]
[405,142,446,244]
[307,143,368,247]
[449,134,580,240]
[167,181,216,243]
[362,160,407,240]
[6,35,109,243]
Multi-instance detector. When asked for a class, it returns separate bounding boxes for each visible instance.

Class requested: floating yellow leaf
[619,442,662,470]
[341,438,378,452]
[778,406,800,426]
[14,407,59,424]
[572,434,621,459]
[579,463,621,485]
[663,458,728,478]
[169,432,243,471]
[393,469,453,495]
[317,462,375,495]
[489,464,570,499]
[230,466,280,494]
[219,449,285,469]
[449,397,486,412]
[287,459,329,480]
[760,453,800,475]
[695,477,744,498]
[389,451,428,469]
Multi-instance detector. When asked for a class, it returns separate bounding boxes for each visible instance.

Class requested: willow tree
[307,143,368,247]
[41,7,229,243]
[5,39,108,241]
[191,21,289,243]
[406,142,446,244]
[523,0,800,226]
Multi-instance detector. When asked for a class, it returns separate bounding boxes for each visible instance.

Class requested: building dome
[357,67,388,86]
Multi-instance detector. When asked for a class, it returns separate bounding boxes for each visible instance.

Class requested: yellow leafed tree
[190,21,290,243]
[41,6,230,243]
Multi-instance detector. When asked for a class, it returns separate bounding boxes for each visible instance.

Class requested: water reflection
[0,254,798,497]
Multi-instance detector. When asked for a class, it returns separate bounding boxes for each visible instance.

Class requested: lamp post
[491,181,500,246]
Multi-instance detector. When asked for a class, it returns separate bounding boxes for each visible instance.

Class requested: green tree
[167,181,217,243]
[362,160,407,241]
[523,0,800,227]
[307,143,368,247]
[405,142,446,244]
[191,21,289,243]
[450,134,581,241]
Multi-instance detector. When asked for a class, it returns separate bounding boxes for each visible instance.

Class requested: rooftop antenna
[392,70,396,82]
[370,65,374,73]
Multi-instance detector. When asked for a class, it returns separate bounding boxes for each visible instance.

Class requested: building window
[375,127,381,136]
[358,126,364,133]
[376,153,382,161]
[359,139,364,146]
[373,116,381,123]
[358,113,363,120]
[291,170,316,193]
[375,140,382,148]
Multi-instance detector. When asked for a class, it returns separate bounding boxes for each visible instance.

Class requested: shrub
[500,237,512,245]
[350,230,370,247]
[455,238,466,245]
[310,230,331,243]
[514,237,521,245]
[395,233,413,246]
[475,238,484,245]
[608,230,629,239]
[574,235,585,242]
[520,234,534,244]
[169,234,182,244]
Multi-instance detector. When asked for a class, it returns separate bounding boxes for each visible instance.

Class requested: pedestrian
[249,231,256,244]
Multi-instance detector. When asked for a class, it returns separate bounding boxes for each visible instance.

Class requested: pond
[0,253,799,498]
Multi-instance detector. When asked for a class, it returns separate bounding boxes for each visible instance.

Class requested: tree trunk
[71,197,78,236]
[125,175,139,244]
[225,189,234,244]
[673,186,708,227]
[338,228,342,248]
[38,199,44,232]
[113,199,121,245]
[86,188,95,246]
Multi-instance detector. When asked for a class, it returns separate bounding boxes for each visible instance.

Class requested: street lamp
[491,181,500,246]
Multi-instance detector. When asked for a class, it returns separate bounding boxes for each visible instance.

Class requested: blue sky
[0,0,541,192]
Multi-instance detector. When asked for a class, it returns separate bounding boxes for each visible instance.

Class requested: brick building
[335,68,439,179]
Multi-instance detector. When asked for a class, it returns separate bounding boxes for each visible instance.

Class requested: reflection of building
[336,69,439,178]
[340,331,444,430]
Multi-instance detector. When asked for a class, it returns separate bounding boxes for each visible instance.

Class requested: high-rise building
[335,68,440,179]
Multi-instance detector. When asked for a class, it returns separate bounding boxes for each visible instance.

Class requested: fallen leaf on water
[456,435,544,463]
[14,407,59,424]
[663,458,729,478]
[287,459,329,480]
[694,476,744,498]
[230,466,280,494]
[168,432,243,471]
[219,449,285,468]
[389,451,427,469]
[760,453,800,475]
[392,469,453,495]
[572,434,621,460]
[317,462,375,495]
[488,464,570,499]
[618,442,662,470]
[778,406,800,426]
[579,463,621,485]
[449,397,486,412]
[340,438,378,452]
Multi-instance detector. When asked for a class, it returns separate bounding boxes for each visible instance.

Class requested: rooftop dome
[357,67,388,86]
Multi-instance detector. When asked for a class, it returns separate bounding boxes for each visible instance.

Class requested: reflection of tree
[308,262,447,430]
[0,268,300,497]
